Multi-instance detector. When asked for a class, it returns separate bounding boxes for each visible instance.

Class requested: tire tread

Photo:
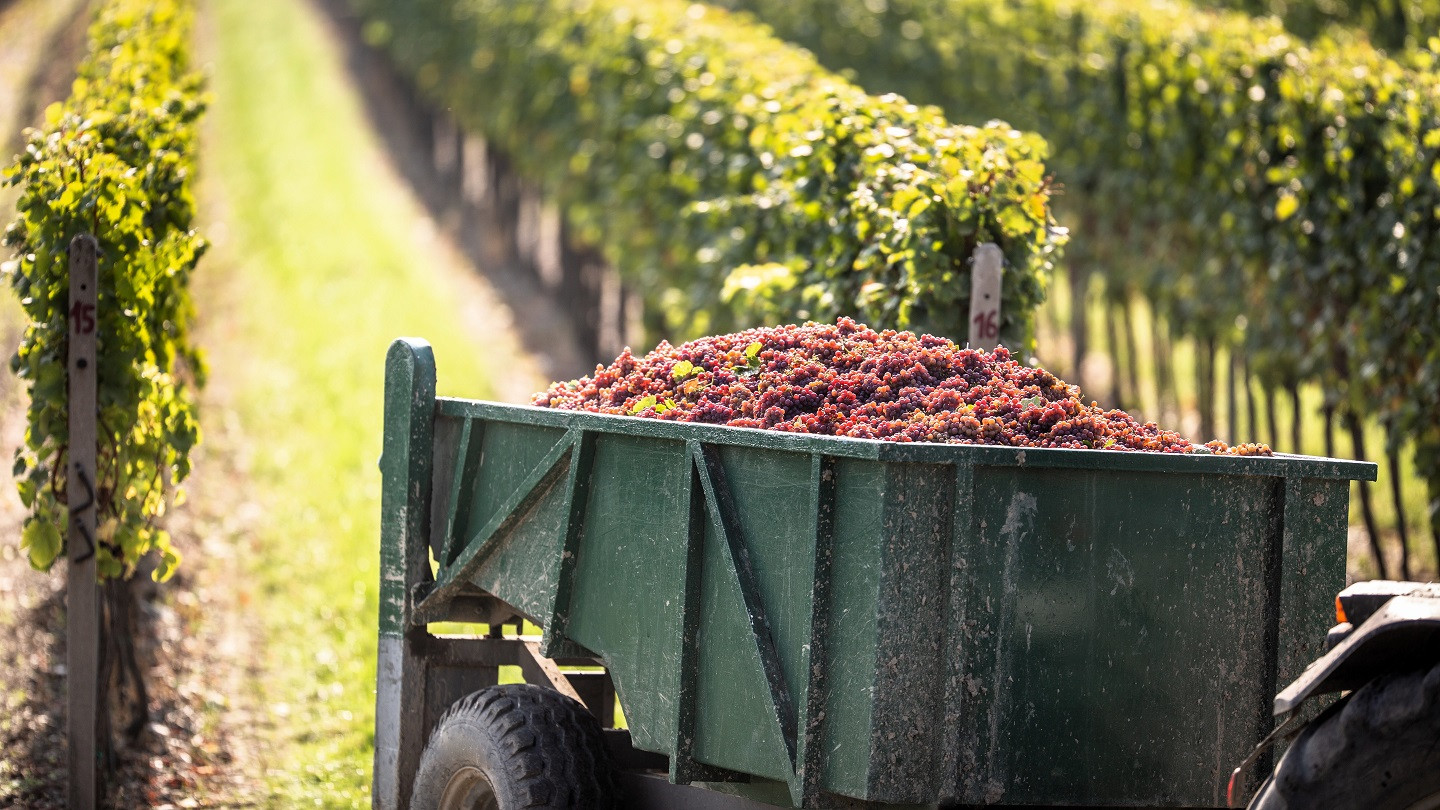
[1250,658,1440,809]
[413,683,620,809]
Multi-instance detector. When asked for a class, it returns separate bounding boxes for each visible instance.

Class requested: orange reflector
[1336,595,1347,625]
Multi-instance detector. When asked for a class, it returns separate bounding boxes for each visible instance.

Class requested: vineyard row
[3,0,207,580]
[347,0,1067,351]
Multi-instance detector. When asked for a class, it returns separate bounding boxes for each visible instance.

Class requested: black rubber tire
[1249,658,1440,810]
[410,683,621,810]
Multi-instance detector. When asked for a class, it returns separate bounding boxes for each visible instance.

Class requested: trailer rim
[436,766,498,810]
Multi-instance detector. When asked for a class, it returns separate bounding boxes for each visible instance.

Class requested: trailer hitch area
[1225,711,1302,808]
[1225,581,1440,808]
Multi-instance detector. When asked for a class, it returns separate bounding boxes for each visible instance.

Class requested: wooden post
[373,339,436,810]
[67,233,101,809]
[968,243,1003,349]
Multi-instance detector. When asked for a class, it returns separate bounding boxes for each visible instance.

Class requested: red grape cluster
[533,318,1272,455]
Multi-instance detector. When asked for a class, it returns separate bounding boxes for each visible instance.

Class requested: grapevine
[2,0,207,580]
[535,319,1270,455]
[1200,0,1436,49]
[347,0,1065,350]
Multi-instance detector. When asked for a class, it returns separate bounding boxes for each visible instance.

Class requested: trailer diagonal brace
[693,443,803,800]
[413,428,578,624]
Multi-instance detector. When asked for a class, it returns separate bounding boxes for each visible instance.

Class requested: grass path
[195,0,549,803]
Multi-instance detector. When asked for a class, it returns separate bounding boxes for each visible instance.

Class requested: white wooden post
[968,243,1004,349]
[67,233,101,810]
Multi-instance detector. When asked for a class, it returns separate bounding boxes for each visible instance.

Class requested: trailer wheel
[411,683,620,810]
[1249,658,1440,810]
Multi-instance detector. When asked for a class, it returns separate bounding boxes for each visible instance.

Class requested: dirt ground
[0,409,267,808]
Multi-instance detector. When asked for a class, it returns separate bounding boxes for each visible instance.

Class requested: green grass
[196,0,531,802]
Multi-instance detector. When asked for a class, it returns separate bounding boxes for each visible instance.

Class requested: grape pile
[533,319,1271,455]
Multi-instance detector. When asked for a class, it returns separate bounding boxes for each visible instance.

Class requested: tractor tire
[1249,657,1440,810]
[411,683,621,810]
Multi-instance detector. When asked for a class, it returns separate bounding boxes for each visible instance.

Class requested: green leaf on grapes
[733,341,765,376]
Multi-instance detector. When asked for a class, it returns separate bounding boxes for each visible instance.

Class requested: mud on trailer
[371,338,1381,809]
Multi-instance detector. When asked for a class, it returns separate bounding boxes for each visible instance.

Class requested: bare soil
[0,461,266,809]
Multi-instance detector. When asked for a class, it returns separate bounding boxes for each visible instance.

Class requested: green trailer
[372,338,1376,809]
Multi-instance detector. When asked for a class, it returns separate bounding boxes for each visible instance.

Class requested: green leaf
[1013,159,1045,185]
[152,543,179,582]
[21,518,61,571]
[16,477,35,509]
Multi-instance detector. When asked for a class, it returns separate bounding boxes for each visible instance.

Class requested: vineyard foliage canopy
[2,0,207,580]
[349,0,1067,350]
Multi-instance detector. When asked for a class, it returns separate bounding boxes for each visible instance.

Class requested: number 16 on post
[968,243,1003,349]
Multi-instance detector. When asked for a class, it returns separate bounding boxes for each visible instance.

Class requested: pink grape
[533,318,1272,455]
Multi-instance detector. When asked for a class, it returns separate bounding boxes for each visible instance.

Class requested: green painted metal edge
[436,399,1377,482]
[669,442,710,786]
[380,339,437,636]
[375,338,437,810]
[539,431,597,658]
[794,455,837,807]
[693,443,802,800]
[668,442,758,788]
[440,418,486,566]
[412,428,576,624]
